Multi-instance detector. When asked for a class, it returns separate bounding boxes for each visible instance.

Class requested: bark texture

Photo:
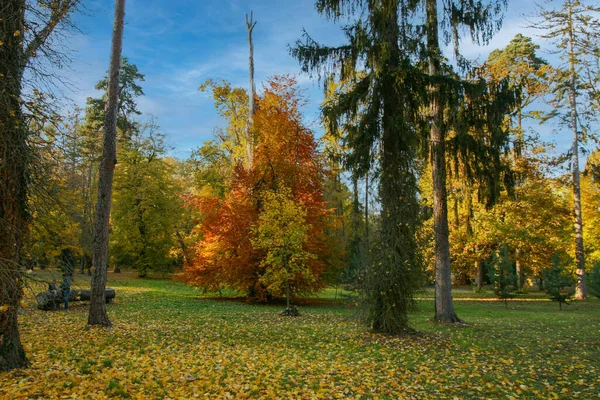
[567,4,587,300]
[0,0,29,371]
[426,0,461,323]
[88,0,126,326]
[515,249,523,290]
[1,0,81,369]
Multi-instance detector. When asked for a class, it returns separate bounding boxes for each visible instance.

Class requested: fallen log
[36,288,116,310]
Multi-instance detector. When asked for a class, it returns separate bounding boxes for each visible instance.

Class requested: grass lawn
[1,270,599,399]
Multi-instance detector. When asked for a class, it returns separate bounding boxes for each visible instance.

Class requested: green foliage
[186,141,231,197]
[488,246,517,307]
[486,34,549,108]
[582,150,600,264]
[87,57,145,140]
[252,186,316,307]
[586,262,600,299]
[293,0,522,328]
[536,0,600,130]
[543,252,576,309]
[292,0,426,334]
[198,79,249,164]
[535,1,600,299]
[24,59,193,276]
[110,126,183,277]
[27,118,93,270]
[321,124,365,288]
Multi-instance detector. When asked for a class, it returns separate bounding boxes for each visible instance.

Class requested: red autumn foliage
[180,76,338,299]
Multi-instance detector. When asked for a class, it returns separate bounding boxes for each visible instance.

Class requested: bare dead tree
[245,11,257,166]
[87,0,126,327]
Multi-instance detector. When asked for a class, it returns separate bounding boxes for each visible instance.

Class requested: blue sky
[62,0,568,159]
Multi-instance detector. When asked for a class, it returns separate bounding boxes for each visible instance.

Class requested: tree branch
[24,0,81,66]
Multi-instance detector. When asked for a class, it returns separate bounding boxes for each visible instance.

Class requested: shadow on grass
[195,295,354,308]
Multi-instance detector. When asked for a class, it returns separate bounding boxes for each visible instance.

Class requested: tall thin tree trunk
[0,0,29,371]
[453,195,459,229]
[245,12,257,167]
[338,170,345,240]
[516,107,523,159]
[365,168,369,245]
[515,106,523,291]
[80,165,93,274]
[515,249,523,290]
[352,171,359,213]
[426,0,461,323]
[567,3,587,300]
[284,260,291,308]
[286,280,290,309]
[88,0,126,326]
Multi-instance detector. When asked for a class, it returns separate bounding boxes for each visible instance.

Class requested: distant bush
[488,246,517,308]
[587,262,600,299]
[543,252,575,310]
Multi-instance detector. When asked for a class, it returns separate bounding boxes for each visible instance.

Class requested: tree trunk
[0,0,29,371]
[475,245,483,291]
[80,165,95,274]
[453,195,459,230]
[427,0,461,323]
[365,168,369,245]
[567,4,587,300]
[373,1,419,334]
[515,102,524,292]
[339,170,346,240]
[175,229,189,266]
[286,279,290,309]
[135,198,148,278]
[88,0,126,327]
[245,12,257,167]
[515,249,523,290]
[37,288,116,310]
[477,259,483,291]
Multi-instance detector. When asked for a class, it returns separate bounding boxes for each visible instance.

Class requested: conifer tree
[535,0,600,300]
[587,262,600,299]
[488,246,517,308]
[86,58,145,143]
[486,34,549,156]
[544,252,576,310]
[293,0,514,329]
[292,0,425,333]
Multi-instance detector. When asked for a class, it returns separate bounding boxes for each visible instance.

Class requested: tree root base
[434,312,464,325]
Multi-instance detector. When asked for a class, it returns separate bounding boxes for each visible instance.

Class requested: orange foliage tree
[181,76,338,299]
